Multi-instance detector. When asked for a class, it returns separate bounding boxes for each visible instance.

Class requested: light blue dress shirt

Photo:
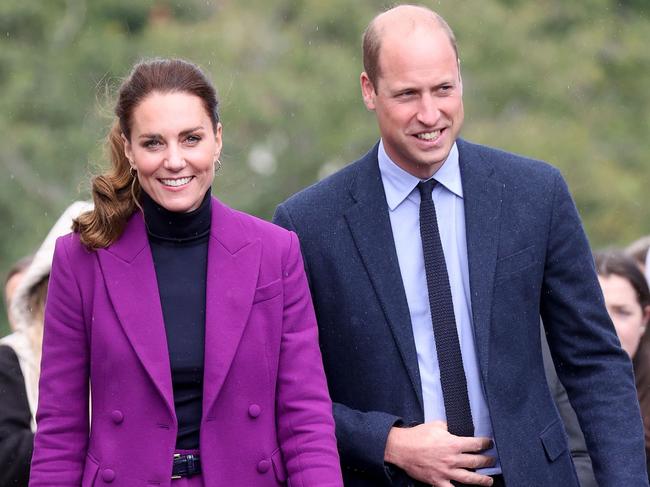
[378,140,501,474]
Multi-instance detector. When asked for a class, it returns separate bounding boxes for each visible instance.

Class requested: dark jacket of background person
[0,202,91,486]
[634,329,650,478]
[273,140,647,486]
[0,346,32,486]
[542,328,597,487]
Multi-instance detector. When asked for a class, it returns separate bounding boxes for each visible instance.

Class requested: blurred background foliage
[1,0,649,333]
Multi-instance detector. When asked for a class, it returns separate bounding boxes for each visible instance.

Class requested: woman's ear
[121,133,134,167]
[214,122,223,160]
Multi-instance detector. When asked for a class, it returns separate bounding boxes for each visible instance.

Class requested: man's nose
[416,94,441,126]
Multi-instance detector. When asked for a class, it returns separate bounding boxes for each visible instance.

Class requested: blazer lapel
[203,198,261,419]
[97,212,175,418]
[344,146,424,411]
[458,140,503,382]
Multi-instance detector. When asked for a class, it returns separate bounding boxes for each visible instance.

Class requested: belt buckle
[171,453,181,480]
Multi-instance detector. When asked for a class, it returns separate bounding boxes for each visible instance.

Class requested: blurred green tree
[1,0,649,333]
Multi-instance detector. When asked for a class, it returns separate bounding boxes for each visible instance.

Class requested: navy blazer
[273,139,648,486]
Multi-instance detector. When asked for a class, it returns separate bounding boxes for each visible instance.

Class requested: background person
[595,249,650,479]
[626,235,650,275]
[4,256,33,332]
[29,58,342,487]
[0,203,89,486]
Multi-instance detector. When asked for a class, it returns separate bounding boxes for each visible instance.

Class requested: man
[273,5,647,486]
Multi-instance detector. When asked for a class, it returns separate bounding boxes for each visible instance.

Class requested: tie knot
[417,179,437,200]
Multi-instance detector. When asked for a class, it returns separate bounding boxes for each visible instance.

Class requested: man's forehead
[378,27,456,66]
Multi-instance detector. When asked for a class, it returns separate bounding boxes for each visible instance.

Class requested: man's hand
[384,421,495,487]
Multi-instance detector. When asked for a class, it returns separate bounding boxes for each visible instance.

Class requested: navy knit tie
[418,179,474,437]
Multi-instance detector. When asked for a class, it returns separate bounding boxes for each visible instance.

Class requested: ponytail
[73,121,140,249]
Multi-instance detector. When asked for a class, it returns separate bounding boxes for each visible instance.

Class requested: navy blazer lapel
[458,139,503,381]
[97,212,175,419]
[344,145,423,410]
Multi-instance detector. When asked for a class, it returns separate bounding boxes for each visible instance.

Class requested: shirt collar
[378,139,463,211]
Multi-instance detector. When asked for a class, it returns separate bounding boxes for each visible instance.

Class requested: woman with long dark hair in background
[595,250,650,479]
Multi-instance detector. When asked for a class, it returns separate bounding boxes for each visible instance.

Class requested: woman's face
[123,91,222,213]
[599,273,650,358]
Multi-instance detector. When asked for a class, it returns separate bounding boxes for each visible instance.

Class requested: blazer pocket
[540,419,568,462]
[81,453,100,487]
[253,278,282,304]
[271,447,288,483]
[495,245,537,281]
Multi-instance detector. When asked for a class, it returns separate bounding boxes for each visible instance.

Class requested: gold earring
[215,158,222,173]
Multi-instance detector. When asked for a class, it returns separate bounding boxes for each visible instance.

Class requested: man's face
[361,26,464,179]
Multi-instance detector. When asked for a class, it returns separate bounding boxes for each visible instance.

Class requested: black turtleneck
[141,189,211,450]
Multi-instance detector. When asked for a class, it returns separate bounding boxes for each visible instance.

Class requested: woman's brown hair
[74,58,220,249]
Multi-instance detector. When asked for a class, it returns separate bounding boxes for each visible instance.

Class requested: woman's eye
[185,134,201,145]
[143,139,163,148]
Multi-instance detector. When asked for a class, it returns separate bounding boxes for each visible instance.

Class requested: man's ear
[360,72,377,111]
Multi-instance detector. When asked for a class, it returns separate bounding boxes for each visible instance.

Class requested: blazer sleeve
[29,237,90,487]
[275,231,344,486]
[541,328,597,487]
[540,170,648,485]
[274,205,402,481]
[0,345,34,486]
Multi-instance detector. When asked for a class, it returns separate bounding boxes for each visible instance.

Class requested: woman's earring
[215,158,222,173]
[129,164,139,203]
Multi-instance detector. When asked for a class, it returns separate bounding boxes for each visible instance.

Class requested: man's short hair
[362,5,459,89]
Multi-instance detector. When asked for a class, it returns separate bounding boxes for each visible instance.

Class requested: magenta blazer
[29,197,342,487]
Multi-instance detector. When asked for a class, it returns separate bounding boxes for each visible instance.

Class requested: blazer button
[248,404,261,418]
[101,468,115,482]
[257,459,271,473]
[111,410,124,424]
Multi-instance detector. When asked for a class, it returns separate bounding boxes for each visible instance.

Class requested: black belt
[172,453,201,479]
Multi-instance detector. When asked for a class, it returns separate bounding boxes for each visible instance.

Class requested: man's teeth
[160,177,192,187]
[416,131,441,140]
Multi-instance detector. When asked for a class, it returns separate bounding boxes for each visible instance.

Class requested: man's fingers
[431,482,454,487]
[456,435,493,452]
[457,453,496,469]
[450,468,494,486]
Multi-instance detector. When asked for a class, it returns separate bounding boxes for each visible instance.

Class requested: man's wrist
[384,425,406,467]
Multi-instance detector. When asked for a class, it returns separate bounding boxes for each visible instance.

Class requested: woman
[0,202,90,486]
[594,250,650,478]
[29,58,342,486]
